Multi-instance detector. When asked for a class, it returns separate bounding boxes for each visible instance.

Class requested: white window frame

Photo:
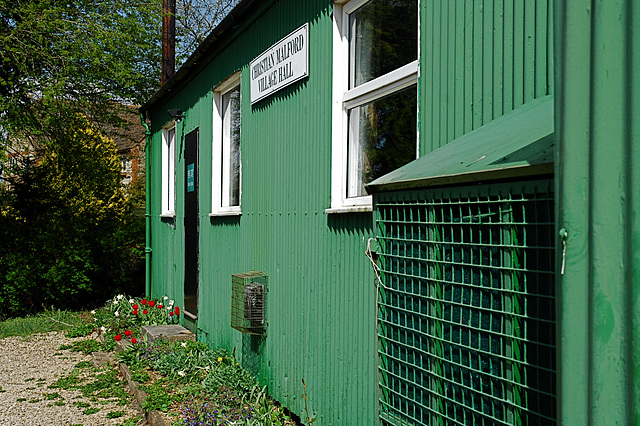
[328,0,419,213]
[210,72,242,216]
[161,123,176,217]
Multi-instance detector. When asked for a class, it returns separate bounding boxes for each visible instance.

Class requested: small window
[161,124,176,215]
[330,0,418,211]
[211,72,242,216]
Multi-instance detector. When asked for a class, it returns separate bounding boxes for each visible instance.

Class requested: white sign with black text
[250,23,309,104]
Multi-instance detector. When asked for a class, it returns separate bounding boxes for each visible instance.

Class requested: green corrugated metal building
[140,0,639,424]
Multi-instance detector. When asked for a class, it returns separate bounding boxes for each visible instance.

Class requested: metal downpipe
[140,114,152,298]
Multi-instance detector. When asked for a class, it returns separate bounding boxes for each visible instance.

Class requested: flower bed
[90,295,296,426]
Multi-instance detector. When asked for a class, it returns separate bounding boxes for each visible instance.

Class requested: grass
[0,309,88,338]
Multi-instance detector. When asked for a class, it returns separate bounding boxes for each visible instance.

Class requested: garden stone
[91,350,114,367]
[141,325,195,343]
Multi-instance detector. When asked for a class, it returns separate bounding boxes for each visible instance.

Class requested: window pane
[347,84,417,198]
[165,127,176,212]
[222,86,241,207]
[350,0,418,87]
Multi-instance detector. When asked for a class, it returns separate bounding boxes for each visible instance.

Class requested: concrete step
[141,325,195,343]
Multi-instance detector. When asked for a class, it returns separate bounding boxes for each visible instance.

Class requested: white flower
[129,299,134,304]
[177,371,185,377]
[100,326,107,333]
[181,342,187,348]
[90,310,96,314]
[169,300,174,307]
[163,296,169,300]
[113,300,118,305]
[114,311,120,317]
[116,294,123,300]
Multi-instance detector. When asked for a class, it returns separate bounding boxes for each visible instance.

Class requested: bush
[0,114,144,318]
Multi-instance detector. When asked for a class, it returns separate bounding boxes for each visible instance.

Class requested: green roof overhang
[366,95,554,193]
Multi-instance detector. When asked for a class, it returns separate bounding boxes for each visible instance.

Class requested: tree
[0,0,162,139]
[0,114,142,316]
[0,0,235,316]
[175,0,240,65]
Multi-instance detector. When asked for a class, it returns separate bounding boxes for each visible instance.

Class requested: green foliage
[0,115,145,317]
[117,417,142,426]
[66,322,96,338]
[129,368,150,384]
[201,354,258,397]
[302,379,317,425]
[75,361,94,369]
[62,339,107,355]
[50,363,132,408]
[120,338,291,425]
[0,309,86,338]
[0,0,154,319]
[0,0,161,133]
[141,379,173,412]
[107,410,125,419]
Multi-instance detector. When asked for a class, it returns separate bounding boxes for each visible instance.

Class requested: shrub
[0,114,145,318]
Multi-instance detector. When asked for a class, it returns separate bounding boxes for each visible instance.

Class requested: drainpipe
[140,114,152,298]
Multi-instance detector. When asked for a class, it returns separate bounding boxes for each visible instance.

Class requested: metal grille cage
[231,271,268,335]
[375,179,555,425]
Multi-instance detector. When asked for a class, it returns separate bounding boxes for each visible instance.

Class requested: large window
[211,72,242,216]
[330,0,418,211]
[161,124,176,216]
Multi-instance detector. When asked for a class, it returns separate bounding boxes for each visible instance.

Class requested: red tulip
[174,306,180,315]
[148,300,155,307]
[141,299,147,305]
[157,304,163,309]
[143,309,148,315]
[114,334,122,342]
[131,338,137,344]
[133,310,138,315]
[169,311,174,317]
[124,330,132,337]
[132,304,139,310]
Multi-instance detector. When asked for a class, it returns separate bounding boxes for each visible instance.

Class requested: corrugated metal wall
[149,1,379,424]
[146,0,560,423]
[555,0,640,424]
[420,0,553,153]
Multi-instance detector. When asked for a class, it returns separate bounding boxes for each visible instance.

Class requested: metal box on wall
[231,271,268,335]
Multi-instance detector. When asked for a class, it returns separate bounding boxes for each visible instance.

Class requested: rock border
[118,362,167,426]
[90,349,167,426]
[94,324,196,426]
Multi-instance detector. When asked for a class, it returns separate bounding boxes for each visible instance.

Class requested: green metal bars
[375,179,555,425]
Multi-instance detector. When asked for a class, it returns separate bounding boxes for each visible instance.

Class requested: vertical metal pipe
[140,114,152,298]
[162,0,176,85]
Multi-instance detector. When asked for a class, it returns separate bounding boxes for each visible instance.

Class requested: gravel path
[0,332,141,426]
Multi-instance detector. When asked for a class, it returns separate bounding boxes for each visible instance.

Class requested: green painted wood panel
[420,0,553,154]
[555,0,640,424]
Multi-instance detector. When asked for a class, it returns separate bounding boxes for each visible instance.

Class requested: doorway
[184,128,199,321]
